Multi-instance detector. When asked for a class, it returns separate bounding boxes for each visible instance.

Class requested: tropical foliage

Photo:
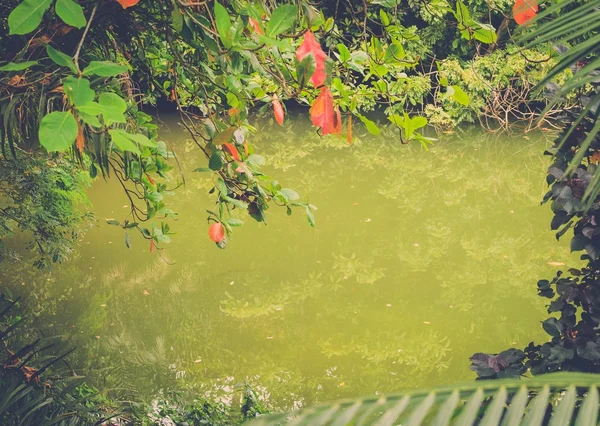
[247,373,600,426]
[0,0,566,265]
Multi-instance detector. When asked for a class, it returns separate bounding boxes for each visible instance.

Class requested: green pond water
[2,116,578,410]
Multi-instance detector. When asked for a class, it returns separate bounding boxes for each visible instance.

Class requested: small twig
[73,3,99,76]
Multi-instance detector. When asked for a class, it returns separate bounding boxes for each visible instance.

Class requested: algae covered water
[2,116,571,409]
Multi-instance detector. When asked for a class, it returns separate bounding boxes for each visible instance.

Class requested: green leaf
[454,0,470,24]
[110,128,157,148]
[214,1,233,48]
[450,85,469,106]
[193,167,212,173]
[357,114,380,136]
[280,188,300,201]
[63,76,95,106]
[39,111,78,152]
[82,61,128,77]
[209,152,224,170]
[384,42,405,63]
[0,61,38,71]
[305,205,315,227]
[98,92,127,125]
[266,5,297,37]
[226,218,244,227]
[171,1,183,33]
[46,45,77,74]
[108,129,140,154]
[55,0,86,29]
[337,43,351,62]
[472,23,497,44]
[8,0,53,35]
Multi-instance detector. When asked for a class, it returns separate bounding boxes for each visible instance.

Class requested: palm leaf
[247,373,600,426]
[517,0,600,204]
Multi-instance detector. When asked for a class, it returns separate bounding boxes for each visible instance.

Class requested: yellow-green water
[2,116,578,409]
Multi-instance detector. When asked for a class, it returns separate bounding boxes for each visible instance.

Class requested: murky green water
[2,116,577,409]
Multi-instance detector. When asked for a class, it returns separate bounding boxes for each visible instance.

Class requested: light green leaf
[357,114,380,136]
[451,85,470,106]
[214,1,232,48]
[266,5,297,37]
[110,128,157,148]
[8,0,53,35]
[63,76,95,106]
[77,110,101,127]
[98,92,127,125]
[337,43,351,62]
[0,61,38,71]
[39,111,78,152]
[280,188,300,201]
[384,42,405,63]
[108,129,140,154]
[75,101,104,116]
[55,0,86,29]
[472,23,497,44]
[46,44,77,74]
[82,61,128,77]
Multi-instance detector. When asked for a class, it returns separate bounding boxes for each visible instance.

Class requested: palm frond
[247,373,600,426]
[518,0,600,204]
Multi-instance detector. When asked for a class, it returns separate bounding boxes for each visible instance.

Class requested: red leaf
[146,173,155,185]
[223,143,241,161]
[272,95,284,125]
[296,31,328,87]
[150,240,156,253]
[513,0,538,25]
[333,106,342,135]
[76,119,84,154]
[249,18,264,35]
[310,87,341,135]
[116,0,140,8]
[346,115,353,144]
[209,223,225,243]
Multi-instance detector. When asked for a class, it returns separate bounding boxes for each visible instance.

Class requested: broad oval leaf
[8,0,53,35]
[39,111,78,152]
[266,5,297,37]
[55,0,86,29]
[451,85,470,106]
[82,61,128,77]
[64,76,95,106]
[108,129,140,154]
[214,1,232,48]
[208,222,225,242]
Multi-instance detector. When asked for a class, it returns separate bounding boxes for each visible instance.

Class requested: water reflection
[1,116,575,410]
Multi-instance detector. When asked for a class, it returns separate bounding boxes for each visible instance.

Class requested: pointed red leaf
[209,223,225,243]
[513,0,538,25]
[76,119,84,154]
[310,87,340,135]
[272,95,284,125]
[249,18,264,35]
[223,143,241,160]
[150,239,156,253]
[116,0,140,9]
[296,31,328,87]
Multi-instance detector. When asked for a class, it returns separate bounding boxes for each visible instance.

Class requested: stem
[73,3,99,76]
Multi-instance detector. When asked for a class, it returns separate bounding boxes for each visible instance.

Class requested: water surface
[3,116,573,409]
